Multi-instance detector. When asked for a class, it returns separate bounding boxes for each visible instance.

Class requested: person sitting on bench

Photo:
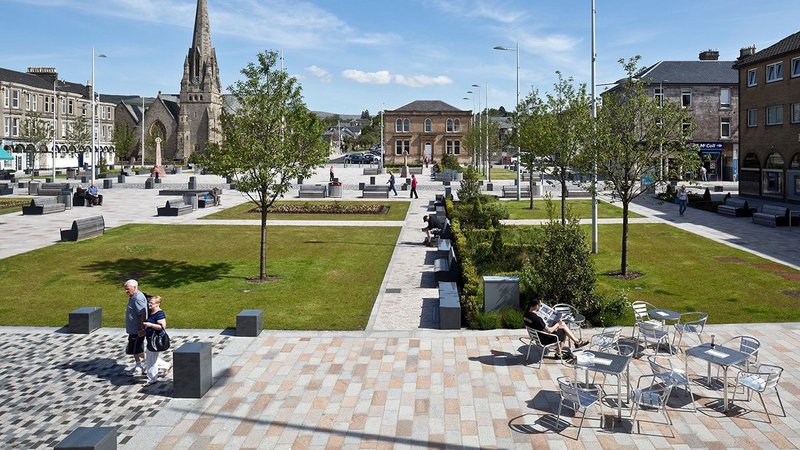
[422,215,441,246]
[86,183,100,206]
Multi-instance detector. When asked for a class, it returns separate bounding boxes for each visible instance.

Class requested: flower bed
[256,202,389,215]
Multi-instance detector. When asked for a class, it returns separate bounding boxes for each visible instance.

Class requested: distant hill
[313,111,362,120]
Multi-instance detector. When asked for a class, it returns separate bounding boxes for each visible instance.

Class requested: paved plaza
[1,165,799,448]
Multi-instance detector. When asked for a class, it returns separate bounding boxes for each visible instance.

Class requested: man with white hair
[123,279,147,376]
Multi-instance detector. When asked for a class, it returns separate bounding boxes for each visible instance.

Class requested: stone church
[114,0,222,163]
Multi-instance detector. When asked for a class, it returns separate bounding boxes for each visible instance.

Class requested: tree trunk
[260,205,268,280]
[621,200,629,276]
[560,175,567,225]
[528,177,534,210]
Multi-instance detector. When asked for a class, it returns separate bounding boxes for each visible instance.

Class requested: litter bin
[328,183,342,198]
[28,180,41,195]
[531,182,542,197]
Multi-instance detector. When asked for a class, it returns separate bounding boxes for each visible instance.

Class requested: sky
[2,0,799,116]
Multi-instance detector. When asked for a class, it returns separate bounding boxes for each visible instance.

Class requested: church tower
[178,0,223,161]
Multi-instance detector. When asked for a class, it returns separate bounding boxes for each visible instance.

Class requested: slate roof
[634,60,738,85]
[390,100,465,113]
[733,31,800,68]
[0,66,119,103]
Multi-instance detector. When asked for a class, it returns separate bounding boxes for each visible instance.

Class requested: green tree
[111,122,137,163]
[591,57,700,275]
[360,109,370,119]
[197,50,328,281]
[19,112,52,176]
[66,115,92,158]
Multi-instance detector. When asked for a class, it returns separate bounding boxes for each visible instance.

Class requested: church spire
[191,0,212,53]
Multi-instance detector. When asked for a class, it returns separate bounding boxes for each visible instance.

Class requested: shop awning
[0,148,13,160]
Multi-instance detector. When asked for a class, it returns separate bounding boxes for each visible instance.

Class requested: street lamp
[90,47,107,185]
[52,78,65,179]
[590,0,598,253]
[467,87,481,170]
[494,42,521,200]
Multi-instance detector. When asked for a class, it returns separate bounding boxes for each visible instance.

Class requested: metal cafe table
[647,308,680,322]
[573,350,632,420]
[685,343,750,412]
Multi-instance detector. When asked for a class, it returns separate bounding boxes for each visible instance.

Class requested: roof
[390,100,465,113]
[0,67,116,103]
[634,60,738,85]
[733,31,800,68]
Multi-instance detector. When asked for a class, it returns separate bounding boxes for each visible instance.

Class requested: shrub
[457,167,481,203]
[440,153,462,172]
[501,308,525,329]
[583,290,629,327]
[450,218,481,325]
[471,311,502,330]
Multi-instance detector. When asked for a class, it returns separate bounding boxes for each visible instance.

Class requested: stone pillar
[155,137,163,168]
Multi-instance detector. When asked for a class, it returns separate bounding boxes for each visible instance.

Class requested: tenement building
[383,100,472,166]
[733,31,800,202]
[0,67,116,172]
[115,0,222,164]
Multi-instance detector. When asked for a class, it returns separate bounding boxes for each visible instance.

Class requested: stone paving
[2,165,800,448]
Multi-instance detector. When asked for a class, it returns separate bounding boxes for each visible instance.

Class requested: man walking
[124,279,147,376]
[388,171,398,196]
[410,174,418,199]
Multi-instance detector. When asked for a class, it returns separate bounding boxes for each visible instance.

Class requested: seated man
[422,214,441,246]
[524,299,587,357]
[85,183,101,206]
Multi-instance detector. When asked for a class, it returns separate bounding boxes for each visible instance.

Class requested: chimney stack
[27,67,58,85]
[699,50,720,61]
[739,46,756,59]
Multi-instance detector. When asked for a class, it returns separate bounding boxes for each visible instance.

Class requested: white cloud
[342,69,392,84]
[394,74,453,88]
[306,65,332,83]
[425,0,526,24]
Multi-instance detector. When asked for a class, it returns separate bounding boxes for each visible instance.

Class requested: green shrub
[440,153,462,172]
[471,311,502,330]
[583,290,629,327]
[457,167,481,203]
[501,309,525,329]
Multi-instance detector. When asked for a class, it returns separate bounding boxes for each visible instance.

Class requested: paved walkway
[2,167,800,448]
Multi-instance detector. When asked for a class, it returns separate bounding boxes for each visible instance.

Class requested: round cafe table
[647,308,680,322]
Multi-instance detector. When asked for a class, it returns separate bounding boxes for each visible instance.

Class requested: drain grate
[385,288,402,294]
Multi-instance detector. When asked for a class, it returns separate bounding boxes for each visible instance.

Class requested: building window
[403,119,410,132]
[682,121,692,137]
[747,69,757,87]
[453,119,461,132]
[61,120,67,138]
[394,139,409,155]
[11,89,20,109]
[766,105,784,125]
[44,96,51,113]
[68,99,74,115]
[681,89,691,108]
[2,89,8,108]
[61,98,66,114]
[454,140,460,154]
[394,119,401,132]
[654,87,663,106]
[3,118,8,136]
[766,62,783,83]
[792,57,800,78]
[720,118,731,138]
[424,118,432,132]
[747,108,758,127]
[82,103,87,117]
[720,88,731,108]
[446,119,453,132]
[11,118,19,136]
[792,103,800,124]
[446,140,461,154]
[32,94,38,112]
[25,93,31,111]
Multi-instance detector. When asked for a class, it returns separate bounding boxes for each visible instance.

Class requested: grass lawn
[0,224,400,330]
[504,199,643,219]
[0,197,32,215]
[483,167,516,180]
[202,200,410,221]
[591,223,800,324]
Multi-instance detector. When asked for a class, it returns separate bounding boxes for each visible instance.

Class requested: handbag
[147,327,171,352]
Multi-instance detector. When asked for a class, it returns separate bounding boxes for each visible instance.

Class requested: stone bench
[363,167,380,175]
[752,204,792,227]
[438,281,461,330]
[0,182,13,195]
[55,426,116,450]
[521,173,541,183]
[437,238,452,257]
[566,190,591,198]
[299,184,327,198]
[61,215,105,242]
[68,307,102,334]
[433,173,453,182]
[22,197,66,215]
[409,167,423,175]
[236,309,264,337]
[38,182,73,196]
[502,185,530,198]
[434,246,458,283]
[157,199,193,216]
[173,342,212,398]
[362,184,389,198]
[717,198,755,217]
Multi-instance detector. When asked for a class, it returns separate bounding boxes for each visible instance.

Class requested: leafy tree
[197,50,328,281]
[457,166,481,203]
[19,112,52,175]
[67,115,92,157]
[360,109,370,119]
[516,73,591,221]
[590,57,700,275]
[111,122,137,163]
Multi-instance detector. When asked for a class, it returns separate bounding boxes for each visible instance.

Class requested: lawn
[483,167,516,180]
[0,197,32,215]
[0,224,400,330]
[590,223,800,324]
[202,200,410,221]
[504,199,643,219]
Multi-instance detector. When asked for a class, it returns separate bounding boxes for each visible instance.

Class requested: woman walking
[677,186,688,216]
[143,295,167,386]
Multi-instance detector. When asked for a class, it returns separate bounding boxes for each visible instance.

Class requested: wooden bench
[752,205,791,227]
[502,185,531,198]
[22,197,66,215]
[433,172,453,182]
[0,182,12,195]
[37,182,72,196]
[363,167,380,175]
[438,281,461,330]
[60,215,105,241]
[434,246,458,283]
[157,199,193,216]
[717,198,756,217]
[299,184,327,198]
[566,190,591,198]
[521,173,541,183]
[409,167,423,175]
[362,184,389,198]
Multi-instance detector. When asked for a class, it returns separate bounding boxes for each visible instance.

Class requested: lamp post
[494,42,520,200]
[90,47,107,185]
[590,0,598,254]
[52,78,65,179]
[380,104,384,172]
[467,87,481,170]
[485,80,490,182]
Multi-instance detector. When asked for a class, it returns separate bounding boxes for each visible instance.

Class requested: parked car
[344,153,369,164]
